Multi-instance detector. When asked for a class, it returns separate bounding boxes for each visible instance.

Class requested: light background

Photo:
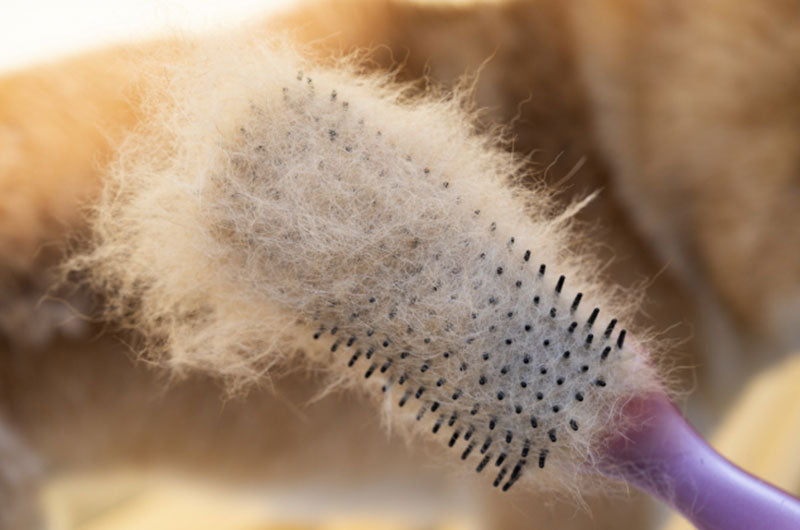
[0,0,296,73]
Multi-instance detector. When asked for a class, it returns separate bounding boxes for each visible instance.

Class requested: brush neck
[603,393,800,530]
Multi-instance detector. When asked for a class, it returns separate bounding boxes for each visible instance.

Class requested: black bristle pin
[493,467,508,487]
[380,359,392,373]
[481,438,493,454]
[347,351,361,367]
[502,461,525,492]
[604,318,618,338]
[398,392,410,407]
[548,429,557,442]
[431,401,440,412]
[539,264,546,276]
[364,365,376,378]
[570,293,583,312]
[617,329,627,349]
[476,455,491,473]
[495,453,506,466]
[433,417,443,434]
[539,450,548,469]
[587,308,599,327]
[524,250,531,262]
[415,387,425,399]
[449,431,460,447]
[585,334,594,346]
[462,444,475,460]
[570,419,579,431]
[458,422,473,438]
[601,346,611,360]
[555,275,565,294]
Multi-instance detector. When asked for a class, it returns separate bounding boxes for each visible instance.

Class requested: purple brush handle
[602,393,800,530]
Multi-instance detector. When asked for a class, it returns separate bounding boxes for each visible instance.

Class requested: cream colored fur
[71,37,657,493]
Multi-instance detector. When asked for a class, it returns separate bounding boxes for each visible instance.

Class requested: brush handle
[604,393,800,530]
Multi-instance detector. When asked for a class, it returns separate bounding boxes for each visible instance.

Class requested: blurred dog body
[1,1,799,528]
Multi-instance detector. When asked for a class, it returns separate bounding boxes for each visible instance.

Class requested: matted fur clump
[73,37,659,492]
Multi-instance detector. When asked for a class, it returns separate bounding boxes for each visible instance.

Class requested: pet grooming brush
[75,41,800,530]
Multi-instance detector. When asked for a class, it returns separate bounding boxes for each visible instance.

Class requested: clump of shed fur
[71,35,660,493]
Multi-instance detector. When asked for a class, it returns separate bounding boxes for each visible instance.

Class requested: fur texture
[71,38,658,492]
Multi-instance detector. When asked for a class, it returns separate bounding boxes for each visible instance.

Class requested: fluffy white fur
[72,36,659,493]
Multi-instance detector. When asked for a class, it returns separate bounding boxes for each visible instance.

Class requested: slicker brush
[72,38,800,529]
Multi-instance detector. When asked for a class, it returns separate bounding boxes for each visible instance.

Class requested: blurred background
[0,0,296,72]
[2,0,800,529]
[34,356,800,530]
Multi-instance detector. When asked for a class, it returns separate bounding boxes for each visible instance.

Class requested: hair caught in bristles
[69,35,660,494]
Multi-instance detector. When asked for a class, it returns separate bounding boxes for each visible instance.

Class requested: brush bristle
[70,37,659,493]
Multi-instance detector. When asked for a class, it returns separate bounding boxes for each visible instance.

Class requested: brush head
[72,37,660,493]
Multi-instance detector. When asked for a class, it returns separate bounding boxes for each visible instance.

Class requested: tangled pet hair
[71,36,659,494]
